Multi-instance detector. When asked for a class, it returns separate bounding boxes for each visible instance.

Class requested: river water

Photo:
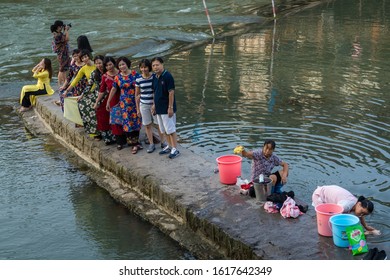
[0,0,389,259]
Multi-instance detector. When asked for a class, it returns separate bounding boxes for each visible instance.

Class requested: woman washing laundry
[312,185,380,234]
[235,139,289,194]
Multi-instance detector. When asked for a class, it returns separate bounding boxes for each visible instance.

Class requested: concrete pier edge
[22,97,258,259]
[18,93,356,260]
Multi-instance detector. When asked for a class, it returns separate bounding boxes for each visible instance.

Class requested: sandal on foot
[131,145,142,154]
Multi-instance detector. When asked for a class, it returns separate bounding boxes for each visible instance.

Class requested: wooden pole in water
[202,0,215,37]
[271,0,277,18]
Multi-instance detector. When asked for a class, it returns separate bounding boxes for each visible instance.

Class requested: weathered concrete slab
[18,93,360,260]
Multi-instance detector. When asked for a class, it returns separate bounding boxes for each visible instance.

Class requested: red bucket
[216,155,242,185]
[315,203,344,236]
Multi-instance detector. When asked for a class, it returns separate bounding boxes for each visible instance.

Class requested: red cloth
[111,124,124,136]
[96,96,110,131]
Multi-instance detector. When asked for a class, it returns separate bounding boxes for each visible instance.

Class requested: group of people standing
[18,20,180,159]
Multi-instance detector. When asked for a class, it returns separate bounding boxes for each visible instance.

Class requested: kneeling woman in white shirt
[312,185,379,234]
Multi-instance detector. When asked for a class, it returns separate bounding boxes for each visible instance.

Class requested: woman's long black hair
[358,196,374,213]
[43,58,53,79]
[77,35,93,53]
[93,55,105,83]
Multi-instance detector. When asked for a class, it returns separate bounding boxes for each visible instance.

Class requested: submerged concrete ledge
[18,94,356,260]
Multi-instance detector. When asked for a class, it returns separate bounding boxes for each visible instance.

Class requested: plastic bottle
[236,176,243,187]
[259,174,264,183]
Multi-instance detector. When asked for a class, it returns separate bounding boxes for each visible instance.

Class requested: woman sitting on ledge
[19,58,54,112]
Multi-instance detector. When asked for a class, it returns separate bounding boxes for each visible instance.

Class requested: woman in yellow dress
[19,58,54,112]
[62,49,96,131]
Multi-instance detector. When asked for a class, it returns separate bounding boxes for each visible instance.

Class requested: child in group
[312,185,379,234]
[235,139,289,194]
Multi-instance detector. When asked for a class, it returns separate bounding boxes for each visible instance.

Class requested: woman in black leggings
[19,58,54,112]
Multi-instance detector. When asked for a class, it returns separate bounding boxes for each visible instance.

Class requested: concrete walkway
[17,93,368,260]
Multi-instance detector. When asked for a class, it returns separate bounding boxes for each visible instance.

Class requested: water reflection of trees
[173,0,389,130]
[169,0,390,206]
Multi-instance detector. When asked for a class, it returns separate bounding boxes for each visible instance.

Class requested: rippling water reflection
[170,1,389,247]
[0,0,389,257]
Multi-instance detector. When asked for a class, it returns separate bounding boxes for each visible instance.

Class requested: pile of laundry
[264,191,308,218]
[362,247,387,260]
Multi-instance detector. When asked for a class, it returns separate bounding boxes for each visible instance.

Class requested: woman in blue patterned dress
[107,57,142,153]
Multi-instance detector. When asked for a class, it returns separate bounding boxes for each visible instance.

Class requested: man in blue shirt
[151,57,180,159]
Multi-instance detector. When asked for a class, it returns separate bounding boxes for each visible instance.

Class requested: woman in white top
[312,185,378,233]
